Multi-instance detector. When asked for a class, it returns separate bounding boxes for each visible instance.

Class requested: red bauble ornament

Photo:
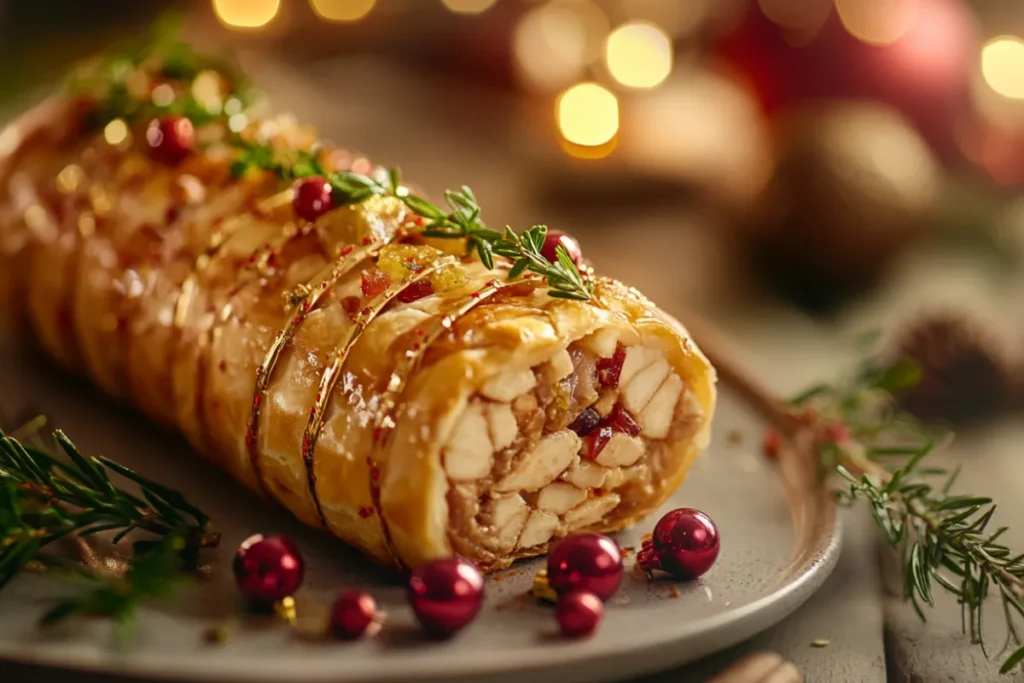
[233,534,305,605]
[292,176,335,222]
[546,533,623,602]
[146,115,195,165]
[637,508,720,581]
[540,230,583,267]
[555,591,603,638]
[408,558,484,638]
[330,590,379,640]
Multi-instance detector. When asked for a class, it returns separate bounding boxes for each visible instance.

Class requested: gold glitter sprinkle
[531,569,558,603]
[275,596,298,625]
[56,164,85,194]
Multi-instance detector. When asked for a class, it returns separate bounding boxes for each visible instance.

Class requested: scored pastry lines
[245,240,382,496]
[301,262,446,527]
[364,279,505,568]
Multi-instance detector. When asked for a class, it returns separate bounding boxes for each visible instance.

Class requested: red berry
[330,590,378,640]
[293,176,335,222]
[547,533,623,602]
[762,430,781,459]
[596,344,626,387]
[555,591,603,637]
[541,229,583,266]
[397,278,435,303]
[823,421,850,444]
[146,115,195,165]
[637,508,720,581]
[568,407,601,437]
[233,534,305,605]
[606,403,640,437]
[585,424,613,459]
[360,269,391,299]
[408,558,484,638]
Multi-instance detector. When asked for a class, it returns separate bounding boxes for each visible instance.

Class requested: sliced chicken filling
[441,329,706,567]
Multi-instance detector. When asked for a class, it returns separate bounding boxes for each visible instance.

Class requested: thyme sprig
[229,142,594,300]
[794,357,1024,674]
[70,17,593,302]
[0,425,217,626]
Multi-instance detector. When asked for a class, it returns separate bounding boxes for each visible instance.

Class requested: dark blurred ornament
[637,508,720,580]
[233,534,305,605]
[546,533,623,602]
[541,229,582,267]
[330,590,380,640]
[555,591,603,637]
[408,558,484,638]
[714,0,977,160]
[742,101,939,308]
[894,312,1013,423]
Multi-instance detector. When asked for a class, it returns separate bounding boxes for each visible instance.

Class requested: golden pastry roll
[0,45,716,572]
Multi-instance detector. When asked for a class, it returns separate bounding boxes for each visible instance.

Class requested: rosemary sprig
[70,18,593,302]
[795,356,1024,673]
[0,425,217,624]
[230,144,594,300]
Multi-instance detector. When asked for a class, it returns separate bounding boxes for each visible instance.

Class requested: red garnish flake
[358,506,374,518]
[398,278,434,303]
[415,328,426,336]
[361,236,373,245]
[218,360,227,372]
[606,403,640,437]
[253,394,261,406]
[762,429,781,460]
[596,343,626,387]
[165,206,180,224]
[341,245,355,256]
[371,467,381,481]
[586,425,614,460]
[823,421,850,445]
[245,427,255,445]
[668,586,680,599]
[341,296,361,319]
[302,300,312,312]
[361,269,391,299]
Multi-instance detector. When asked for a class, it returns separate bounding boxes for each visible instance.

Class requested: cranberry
[233,534,305,605]
[541,229,583,266]
[361,269,391,299]
[586,425,613,459]
[568,407,601,437]
[146,115,195,165]
[555,591,603,637]
[292,176,335,222]
[596,344,626,387]
[398,278,434,303]
[606,403,640,437]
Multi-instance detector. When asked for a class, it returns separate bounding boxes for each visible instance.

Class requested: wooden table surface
[5,53,1024,682]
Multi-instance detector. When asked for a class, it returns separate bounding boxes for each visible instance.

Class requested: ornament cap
[636,537,662,575]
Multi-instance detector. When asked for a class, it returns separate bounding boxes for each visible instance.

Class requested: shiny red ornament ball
[408,558,484,638]
[233,534,305,605]
[547,533,623,602]
[292,176,335,222]
[146,115,195,165]
[540,229,583,266]
[556,591,603,637]
[637,508,720,581]
[330,590,379,640]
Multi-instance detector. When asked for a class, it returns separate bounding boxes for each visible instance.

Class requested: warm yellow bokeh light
[982,36,1024,100]
[606,21,673,89]
[311,0,376,22]
[557,82,619,147]
[214,0,280,28]
[441,0,498,15]
[514,1,609,91]
[103,119,129,147]
[836,0,918,46]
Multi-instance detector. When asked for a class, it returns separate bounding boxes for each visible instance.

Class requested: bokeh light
[213,0,281,29]
[310,0,376,23]
[982,36,1024,100]
[622,0,708,38]
[514,1,609,91]
[758,0,831,36]
[557,83,619,147]
[606,21,673,89]
[441,0,499,15]
[103,119,129,147]
[835,0,919,46]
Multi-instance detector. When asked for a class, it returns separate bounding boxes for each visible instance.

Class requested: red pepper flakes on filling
[596,343,626,387]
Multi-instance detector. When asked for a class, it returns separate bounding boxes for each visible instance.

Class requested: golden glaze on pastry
[0,92,716,572]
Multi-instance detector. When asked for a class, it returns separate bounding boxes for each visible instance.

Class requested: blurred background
[2,0,1024,414]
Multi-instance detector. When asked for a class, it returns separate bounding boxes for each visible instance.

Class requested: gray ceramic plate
[0,335,840,683]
